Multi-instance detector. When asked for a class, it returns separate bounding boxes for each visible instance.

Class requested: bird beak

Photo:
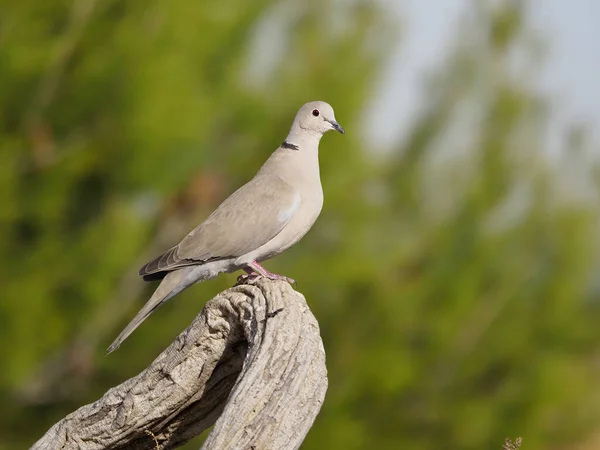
[325,118,345,135]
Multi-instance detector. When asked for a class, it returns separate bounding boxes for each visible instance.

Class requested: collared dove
[107,101,344,353]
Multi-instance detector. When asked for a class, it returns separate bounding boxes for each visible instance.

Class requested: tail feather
[106,269,188,354]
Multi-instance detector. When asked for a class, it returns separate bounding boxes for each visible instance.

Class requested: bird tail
[106,268,191,354]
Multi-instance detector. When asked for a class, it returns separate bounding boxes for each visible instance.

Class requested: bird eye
[312,109,320,117]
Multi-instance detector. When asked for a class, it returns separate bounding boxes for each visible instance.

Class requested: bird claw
[238,261,296,286]
[236,273,262,286]
[269,274,296,285]
[235,272,296,286]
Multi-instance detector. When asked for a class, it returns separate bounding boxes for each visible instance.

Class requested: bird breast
[237,183,323,265]
[261,189,323,261]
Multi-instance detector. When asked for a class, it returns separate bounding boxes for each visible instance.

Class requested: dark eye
[312,109,320,117]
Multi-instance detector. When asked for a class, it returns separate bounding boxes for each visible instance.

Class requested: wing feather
[139,174,299,279]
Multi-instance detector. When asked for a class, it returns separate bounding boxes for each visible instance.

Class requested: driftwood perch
[32,279,328,450]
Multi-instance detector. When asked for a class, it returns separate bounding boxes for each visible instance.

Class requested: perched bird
[107,101,344,353]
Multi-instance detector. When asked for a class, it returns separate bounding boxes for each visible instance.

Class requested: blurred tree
[0,0,389,447]
[1,0,600,449]
[301,2,600,450]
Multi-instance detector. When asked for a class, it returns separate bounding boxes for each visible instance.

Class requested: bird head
[292,101,345,136]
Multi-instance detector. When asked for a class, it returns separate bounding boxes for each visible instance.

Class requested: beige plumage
[107,101,344,353]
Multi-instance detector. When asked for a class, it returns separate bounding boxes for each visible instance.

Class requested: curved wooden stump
[32,279,328,450]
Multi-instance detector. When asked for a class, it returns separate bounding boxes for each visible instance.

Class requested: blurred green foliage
[1,1,599,449]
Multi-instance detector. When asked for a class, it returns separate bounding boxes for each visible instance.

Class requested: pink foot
[241,261,296,285]
[236,268,262,285]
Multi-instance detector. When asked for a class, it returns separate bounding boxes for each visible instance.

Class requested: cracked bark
[31,279,328,450]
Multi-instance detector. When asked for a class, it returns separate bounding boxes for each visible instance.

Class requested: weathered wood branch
[32,279,328,450]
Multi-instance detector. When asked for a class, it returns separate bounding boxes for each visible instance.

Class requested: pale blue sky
[367,0,600,152]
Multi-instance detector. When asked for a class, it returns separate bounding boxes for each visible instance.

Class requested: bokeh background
[2,0,600,448]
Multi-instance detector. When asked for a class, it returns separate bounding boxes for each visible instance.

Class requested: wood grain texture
[32,279,328,450]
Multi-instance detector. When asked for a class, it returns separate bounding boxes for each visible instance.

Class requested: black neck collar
[281,140,299,151]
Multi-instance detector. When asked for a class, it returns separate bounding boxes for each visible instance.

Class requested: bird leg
[236,266,262,285]
[237,261,296,285]
[249,261,296,284]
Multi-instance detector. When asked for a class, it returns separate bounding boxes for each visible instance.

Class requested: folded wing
[139,174,300,280]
